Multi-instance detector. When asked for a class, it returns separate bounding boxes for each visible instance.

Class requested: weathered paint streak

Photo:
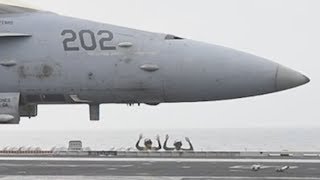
[18,63,61,79]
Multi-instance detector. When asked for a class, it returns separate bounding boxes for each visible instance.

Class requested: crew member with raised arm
[136,134,162,151]
[164,134,194,151]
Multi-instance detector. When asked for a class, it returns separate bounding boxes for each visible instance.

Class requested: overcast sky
[1,0,318,130]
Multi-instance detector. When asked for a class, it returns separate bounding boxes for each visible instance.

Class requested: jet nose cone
[276,65,310,91]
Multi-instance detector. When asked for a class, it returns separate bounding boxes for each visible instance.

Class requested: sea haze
[0,128,319,152]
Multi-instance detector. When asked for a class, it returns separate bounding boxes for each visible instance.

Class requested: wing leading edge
[0,32,31,37]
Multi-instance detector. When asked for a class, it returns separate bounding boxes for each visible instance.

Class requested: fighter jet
[0,2,310,124]
[230,164,298,172]
[275,165,291,172]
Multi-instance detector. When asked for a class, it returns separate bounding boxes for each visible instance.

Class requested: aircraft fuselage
[0,10,309,123]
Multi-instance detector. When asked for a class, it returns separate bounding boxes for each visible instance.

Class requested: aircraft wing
[0,2,34,39]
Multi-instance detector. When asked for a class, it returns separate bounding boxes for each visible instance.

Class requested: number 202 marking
[61,30,116,51]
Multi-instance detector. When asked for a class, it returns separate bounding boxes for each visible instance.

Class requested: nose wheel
[89,104,100,121]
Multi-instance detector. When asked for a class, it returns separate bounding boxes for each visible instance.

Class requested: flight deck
[1,151,320,179]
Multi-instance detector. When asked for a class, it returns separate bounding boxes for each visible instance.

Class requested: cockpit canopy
[165,34,184,40]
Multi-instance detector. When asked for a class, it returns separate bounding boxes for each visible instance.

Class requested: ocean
[0,128,319,152]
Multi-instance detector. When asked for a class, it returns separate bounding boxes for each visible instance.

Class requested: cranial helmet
[174,140,182,147]
[144,138,152,145]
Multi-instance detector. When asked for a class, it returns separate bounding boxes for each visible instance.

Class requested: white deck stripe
[0,176,320,180]
[0,163,133,168]
[1,157,320,163]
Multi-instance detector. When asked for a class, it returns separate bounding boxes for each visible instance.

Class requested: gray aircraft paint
[0,3,310,124]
